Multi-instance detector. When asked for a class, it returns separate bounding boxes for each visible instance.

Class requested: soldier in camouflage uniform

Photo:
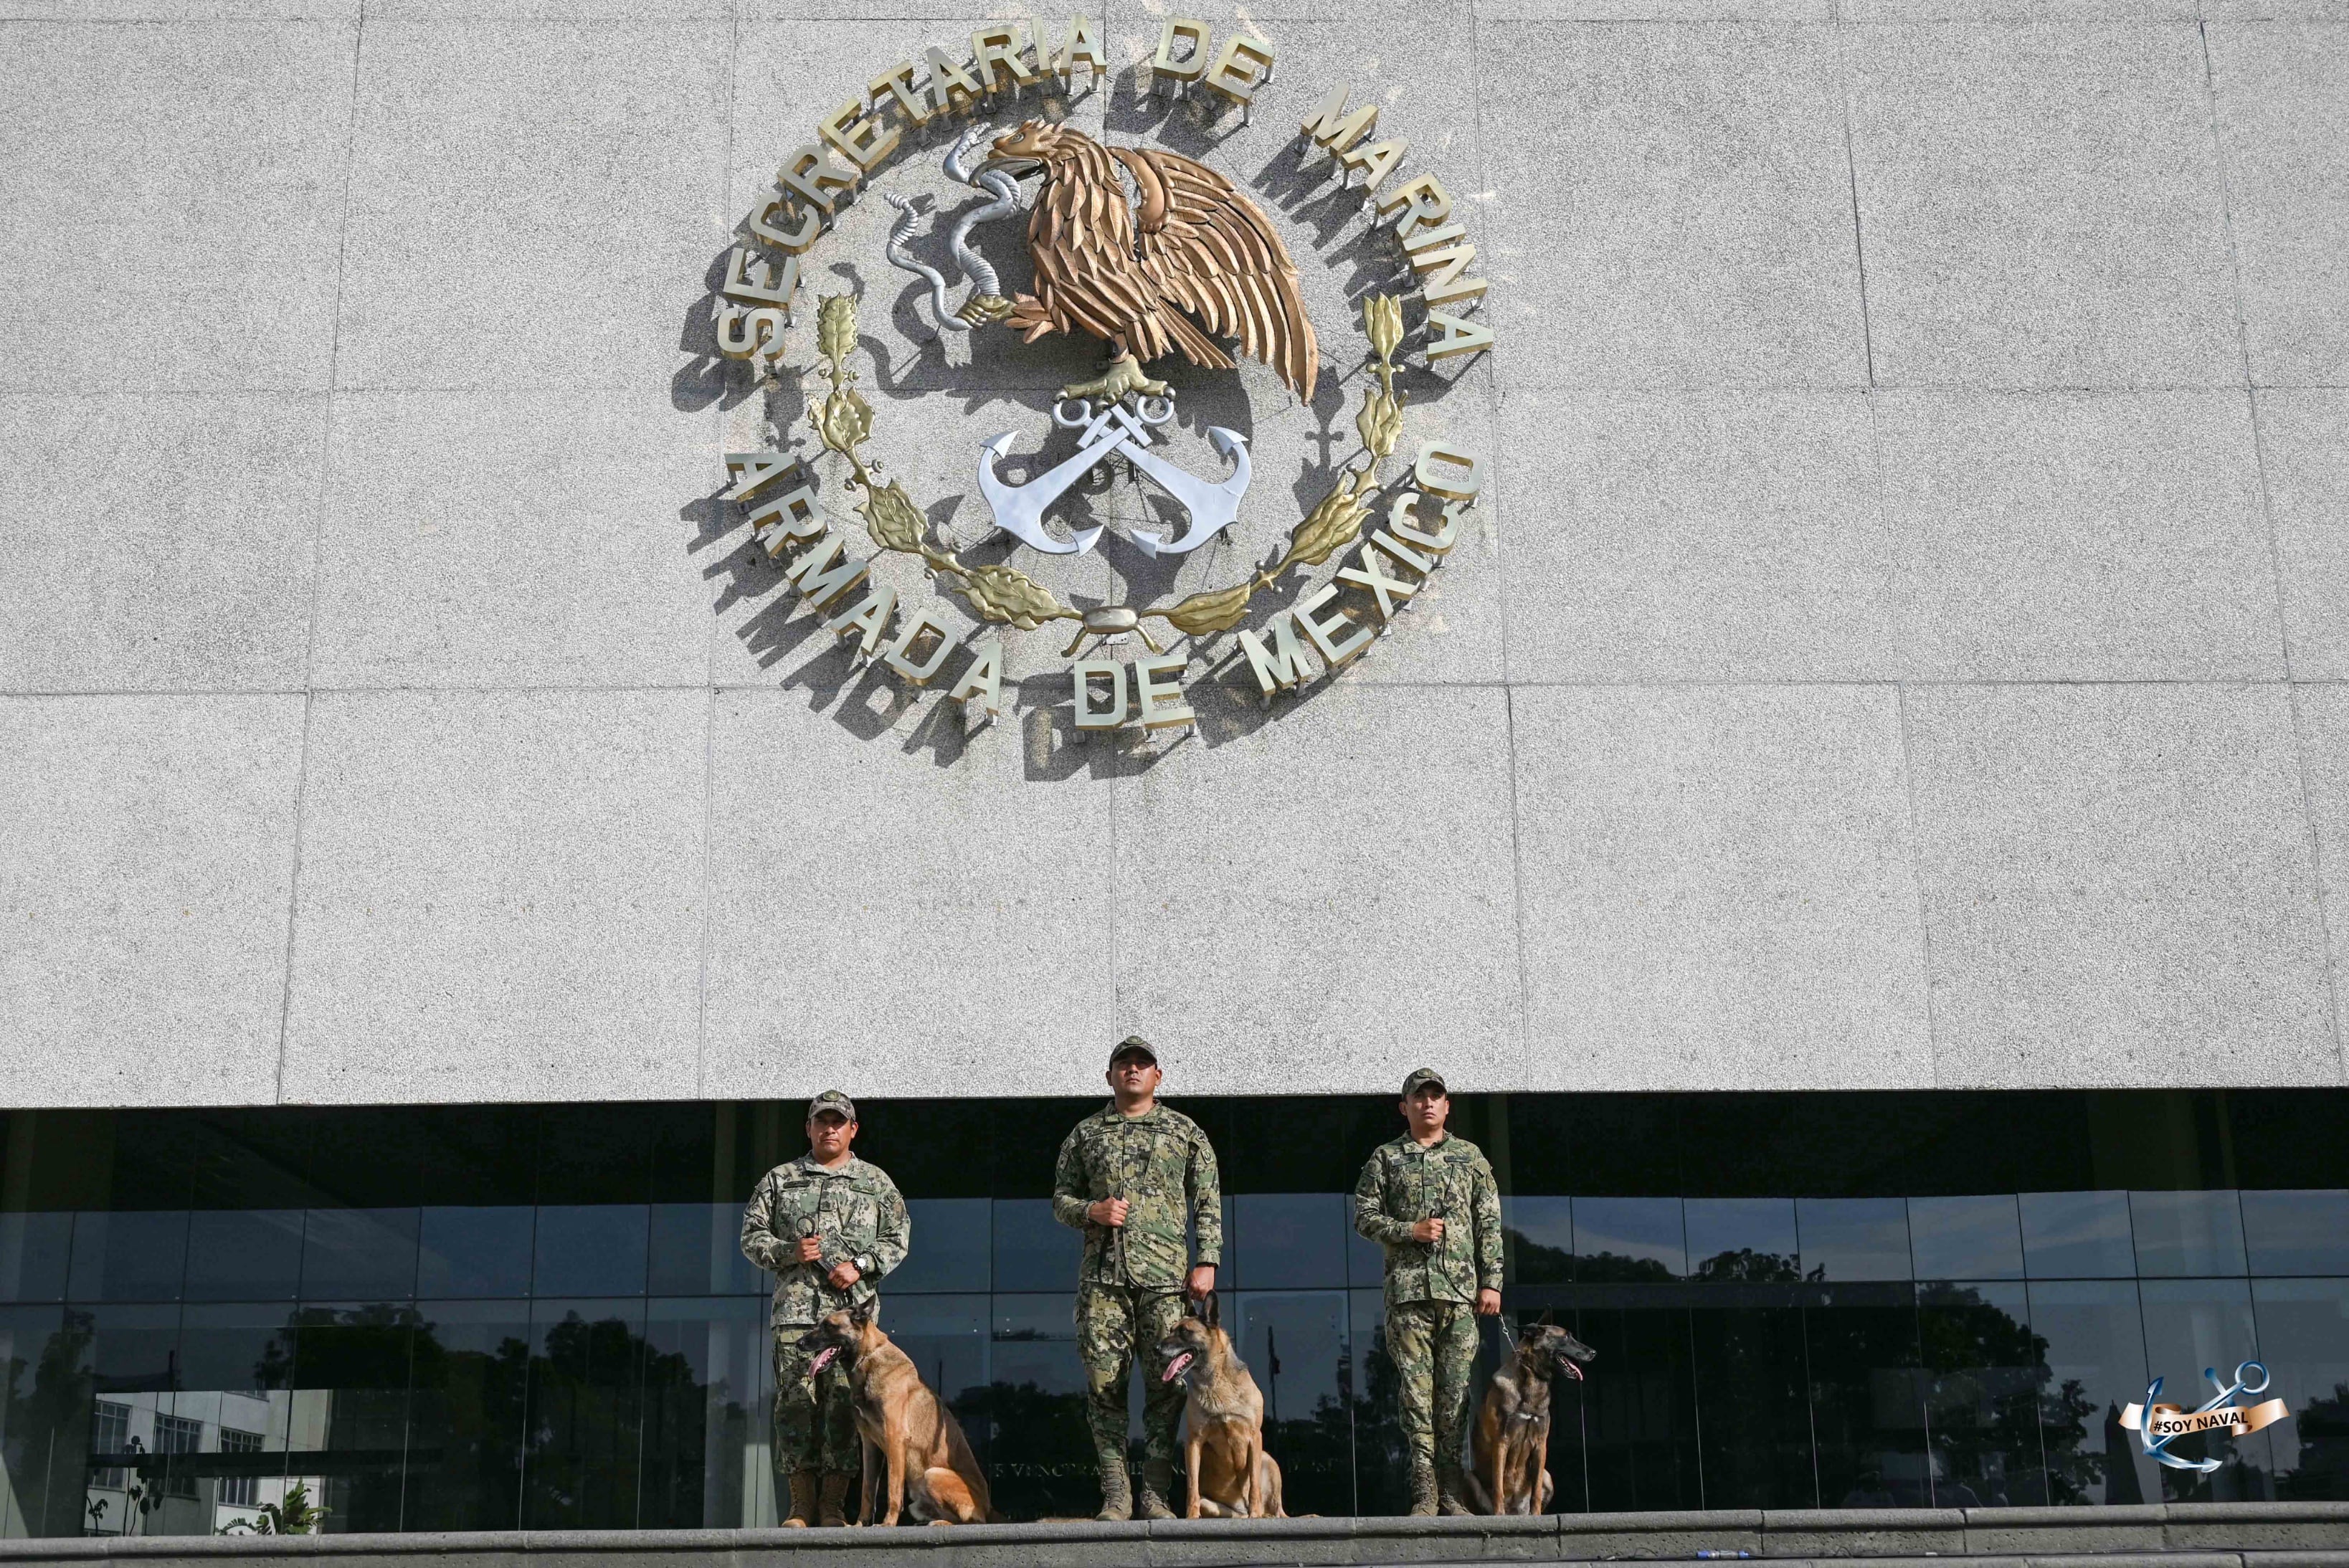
[1052,1037,1222,1521]
[739,1090,911,1529]
[1353,1067,1504,1516]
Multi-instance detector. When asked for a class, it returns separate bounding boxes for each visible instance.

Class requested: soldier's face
[1402,1086,1449,1135]
[1107,1055,1161,1101]
[807,1111,856,1159]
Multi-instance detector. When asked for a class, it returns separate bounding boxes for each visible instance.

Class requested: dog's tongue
[1562,1359,1585,1381]
[1162,1351,1194,1384]
[810,1346,837,1376]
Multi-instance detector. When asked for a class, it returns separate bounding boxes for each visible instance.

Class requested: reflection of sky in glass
[1235,1194,1346,1291]
[69,1210,190,1303]
[2020,1192,2136,1280]
[1233,1290,1347,1419]
[0,1213,72,1303]
[300,1206,420,1301]
[2130,1191,2246,1278]
[532,1205,647,1297]
[991,1199,1079,1292]
[888,1198,991,1293]
[1684,1197,1796,1274]
[417,1206,533,1298]
[1504,1195,1574,1283]
[1909,1195,2024,1280]
[1795,1198,1909,1280]
[2241,1190,2349,1275]
[1572,1197,1687,1278]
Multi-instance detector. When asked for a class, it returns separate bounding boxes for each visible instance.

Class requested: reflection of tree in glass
[1504,1227,1678,1284]
[1917,1283,2099,1507]
[947,1382,1092,1520]
[2278,1382,2349,1500]
[1691,1249,1802,1283]
[4,1311,95,1535]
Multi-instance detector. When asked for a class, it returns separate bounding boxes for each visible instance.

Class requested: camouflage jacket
[739,1153,910,1327]
[1352,1132,1504,1306]
[1051,1101,1222,1289]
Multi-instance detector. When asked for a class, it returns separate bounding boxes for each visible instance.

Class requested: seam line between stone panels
[1892,684,1945,1091]
[2198,14,2349,1075]
[275,0,369,1105]
[1833,16,1878,389]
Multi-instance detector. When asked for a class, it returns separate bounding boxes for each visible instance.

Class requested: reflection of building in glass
[1,1091,2345,1533]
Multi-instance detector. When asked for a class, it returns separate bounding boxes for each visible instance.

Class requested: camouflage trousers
[1387,1298,1479,1478]
[1076,1283,1189,1465]
[772,1329,861,1477]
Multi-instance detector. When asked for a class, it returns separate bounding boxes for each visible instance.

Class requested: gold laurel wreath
[805,290,1407,641]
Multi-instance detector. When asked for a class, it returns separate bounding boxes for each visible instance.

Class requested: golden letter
[1152,18,1211,89]
[1408,241,1486,308]
[925,47,983,116]
[1050,14,1109,80]
[819,96,898,171]
[777,143,859,212]
[721,246,798,308]
[1425,312,1494,362]
[723,450,803,503]
[744,484,822,552]
[869,61,933,126]
[825,586,898,661]
[883,609,957,686]
[1203,34,1274,104]
[949,638,1005,717]
[1412,445,1484,501]
[1293,584,1371,668]
[746,196,823,255]
[1299,83,1377,153]
[972,24,1039,92]
[1134,654,1195,731]
[781,532,868,610]
[1339,138,1409,193]
[1235,613,1314,697]
[1378,174,1451,233]
[1073,660,1128,730]
[1386,491,1461,556]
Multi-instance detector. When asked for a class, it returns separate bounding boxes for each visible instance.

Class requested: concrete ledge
[1,1503,2342,1568]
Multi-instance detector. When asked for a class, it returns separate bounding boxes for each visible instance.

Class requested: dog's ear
[852,1297,877,1328]
[1208,1290,1223,1330]
[1535,1308,1555,1328]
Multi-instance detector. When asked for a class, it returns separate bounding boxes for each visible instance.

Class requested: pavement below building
[4,1503,2345,1568]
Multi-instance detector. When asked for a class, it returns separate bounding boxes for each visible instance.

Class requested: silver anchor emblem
[975,394,1251,558]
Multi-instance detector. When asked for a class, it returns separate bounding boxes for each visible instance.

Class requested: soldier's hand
[1412,1217,1446,1245]
[1088,1197,1130,1228]
[794,1236,824,1263]
[1186,1265,1215,1302]
[1476,1288,1502,1316]
[827,1260,861,1290]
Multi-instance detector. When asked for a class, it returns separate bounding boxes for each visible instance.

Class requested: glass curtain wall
[1,1090,2344,1534]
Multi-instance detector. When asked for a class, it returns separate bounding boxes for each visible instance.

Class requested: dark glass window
[2021,1192,2137,1280]
[1233,1195,1346,1291]
[2251,1278,2349,1501]
[301,1207,421,1303]
[1909,1195,2024,1281]
[0,1213,72,1303]
[1798,1199,1912,1282]
[3,1089,2346,1533]
[1684,1198,1798,1281]
[532,1207,649,1299]
[2130,1191,2248,1278]
[2027,1280,2155,1504]
[1574,1197,1686,1281]
[884,1199,990,1295]
[2241,1190,2349,1276]
[417,1207,535,1300]
[2138,1278,2269,1501]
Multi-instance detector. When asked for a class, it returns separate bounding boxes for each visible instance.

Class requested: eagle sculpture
[984,120,1319,404]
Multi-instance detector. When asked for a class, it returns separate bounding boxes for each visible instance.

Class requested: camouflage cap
[1108,1035,1159,1067]
[806,1089,857,1122]
[1400,1067,1448,1098]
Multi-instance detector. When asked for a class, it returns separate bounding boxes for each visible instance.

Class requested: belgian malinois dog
[1464,1318,1595,1515]
[800,1304,996,1526]
[1155,1293,1285,1519]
